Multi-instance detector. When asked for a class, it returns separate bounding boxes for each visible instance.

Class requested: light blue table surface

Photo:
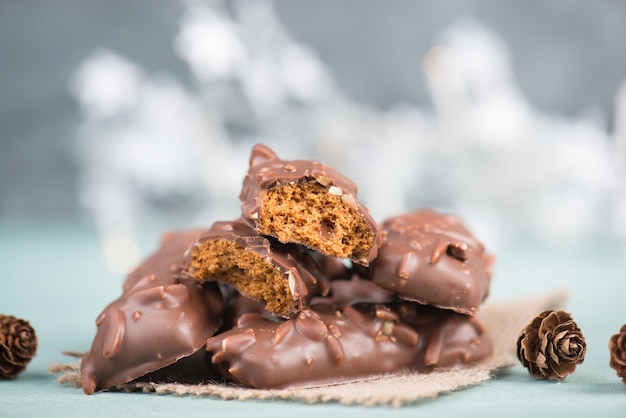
[1,220,625,417]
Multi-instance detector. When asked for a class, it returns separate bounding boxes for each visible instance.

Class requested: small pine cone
[609,324,626,384]
[516,310,586,381]
[0,315,38,379]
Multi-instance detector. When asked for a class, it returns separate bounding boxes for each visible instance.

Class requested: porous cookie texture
[206,303,492,389]
[259,182,374,262]
[81,230,225,395]
[240,144,382,266]
[371,209,495,315]
[185,219,330,318]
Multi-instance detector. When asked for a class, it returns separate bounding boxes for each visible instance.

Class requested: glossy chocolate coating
[185,219,330,318]
[81,230,224,395]
[206,305,419,389]
[370,209,495,315]
[309,274,396,308]
[206,303,492,389]
[239,144,382,265]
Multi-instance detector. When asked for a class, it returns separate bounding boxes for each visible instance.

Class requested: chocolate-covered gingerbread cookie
[206,305,419,389]
[370,209,494,315]
[81,230,224,394]
[185,218,330,318]
[206,303,492,389]
[240,144,382,266]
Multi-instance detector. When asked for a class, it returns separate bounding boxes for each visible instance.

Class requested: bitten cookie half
[185,218,330,318]
[370,209,495,315]
[240,144,382,266]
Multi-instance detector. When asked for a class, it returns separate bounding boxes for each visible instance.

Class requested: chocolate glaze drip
[371,209,495,315]
[239,144,382,265]
[185,219,330,318]
[206,303,492,389]
[81,230,224,395]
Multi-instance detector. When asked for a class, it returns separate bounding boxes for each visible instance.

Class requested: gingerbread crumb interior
[258,182,374,261]
[189,239,292,316]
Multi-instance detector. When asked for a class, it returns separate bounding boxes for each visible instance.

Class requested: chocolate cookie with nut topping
[205,304,420,389]
[370,209,495,315]
[206,302,492,389]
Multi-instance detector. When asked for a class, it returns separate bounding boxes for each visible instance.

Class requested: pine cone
[516,310,586,381]
[609,324,626,384]
[0,315,38,379]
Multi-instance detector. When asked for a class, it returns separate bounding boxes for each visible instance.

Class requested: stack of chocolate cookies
[81,144,495,394]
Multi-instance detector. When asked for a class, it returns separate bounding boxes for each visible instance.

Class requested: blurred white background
[2,5,626,409]
[2,0,626,274]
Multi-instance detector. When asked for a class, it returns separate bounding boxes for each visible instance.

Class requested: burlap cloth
[50,290,567,407]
